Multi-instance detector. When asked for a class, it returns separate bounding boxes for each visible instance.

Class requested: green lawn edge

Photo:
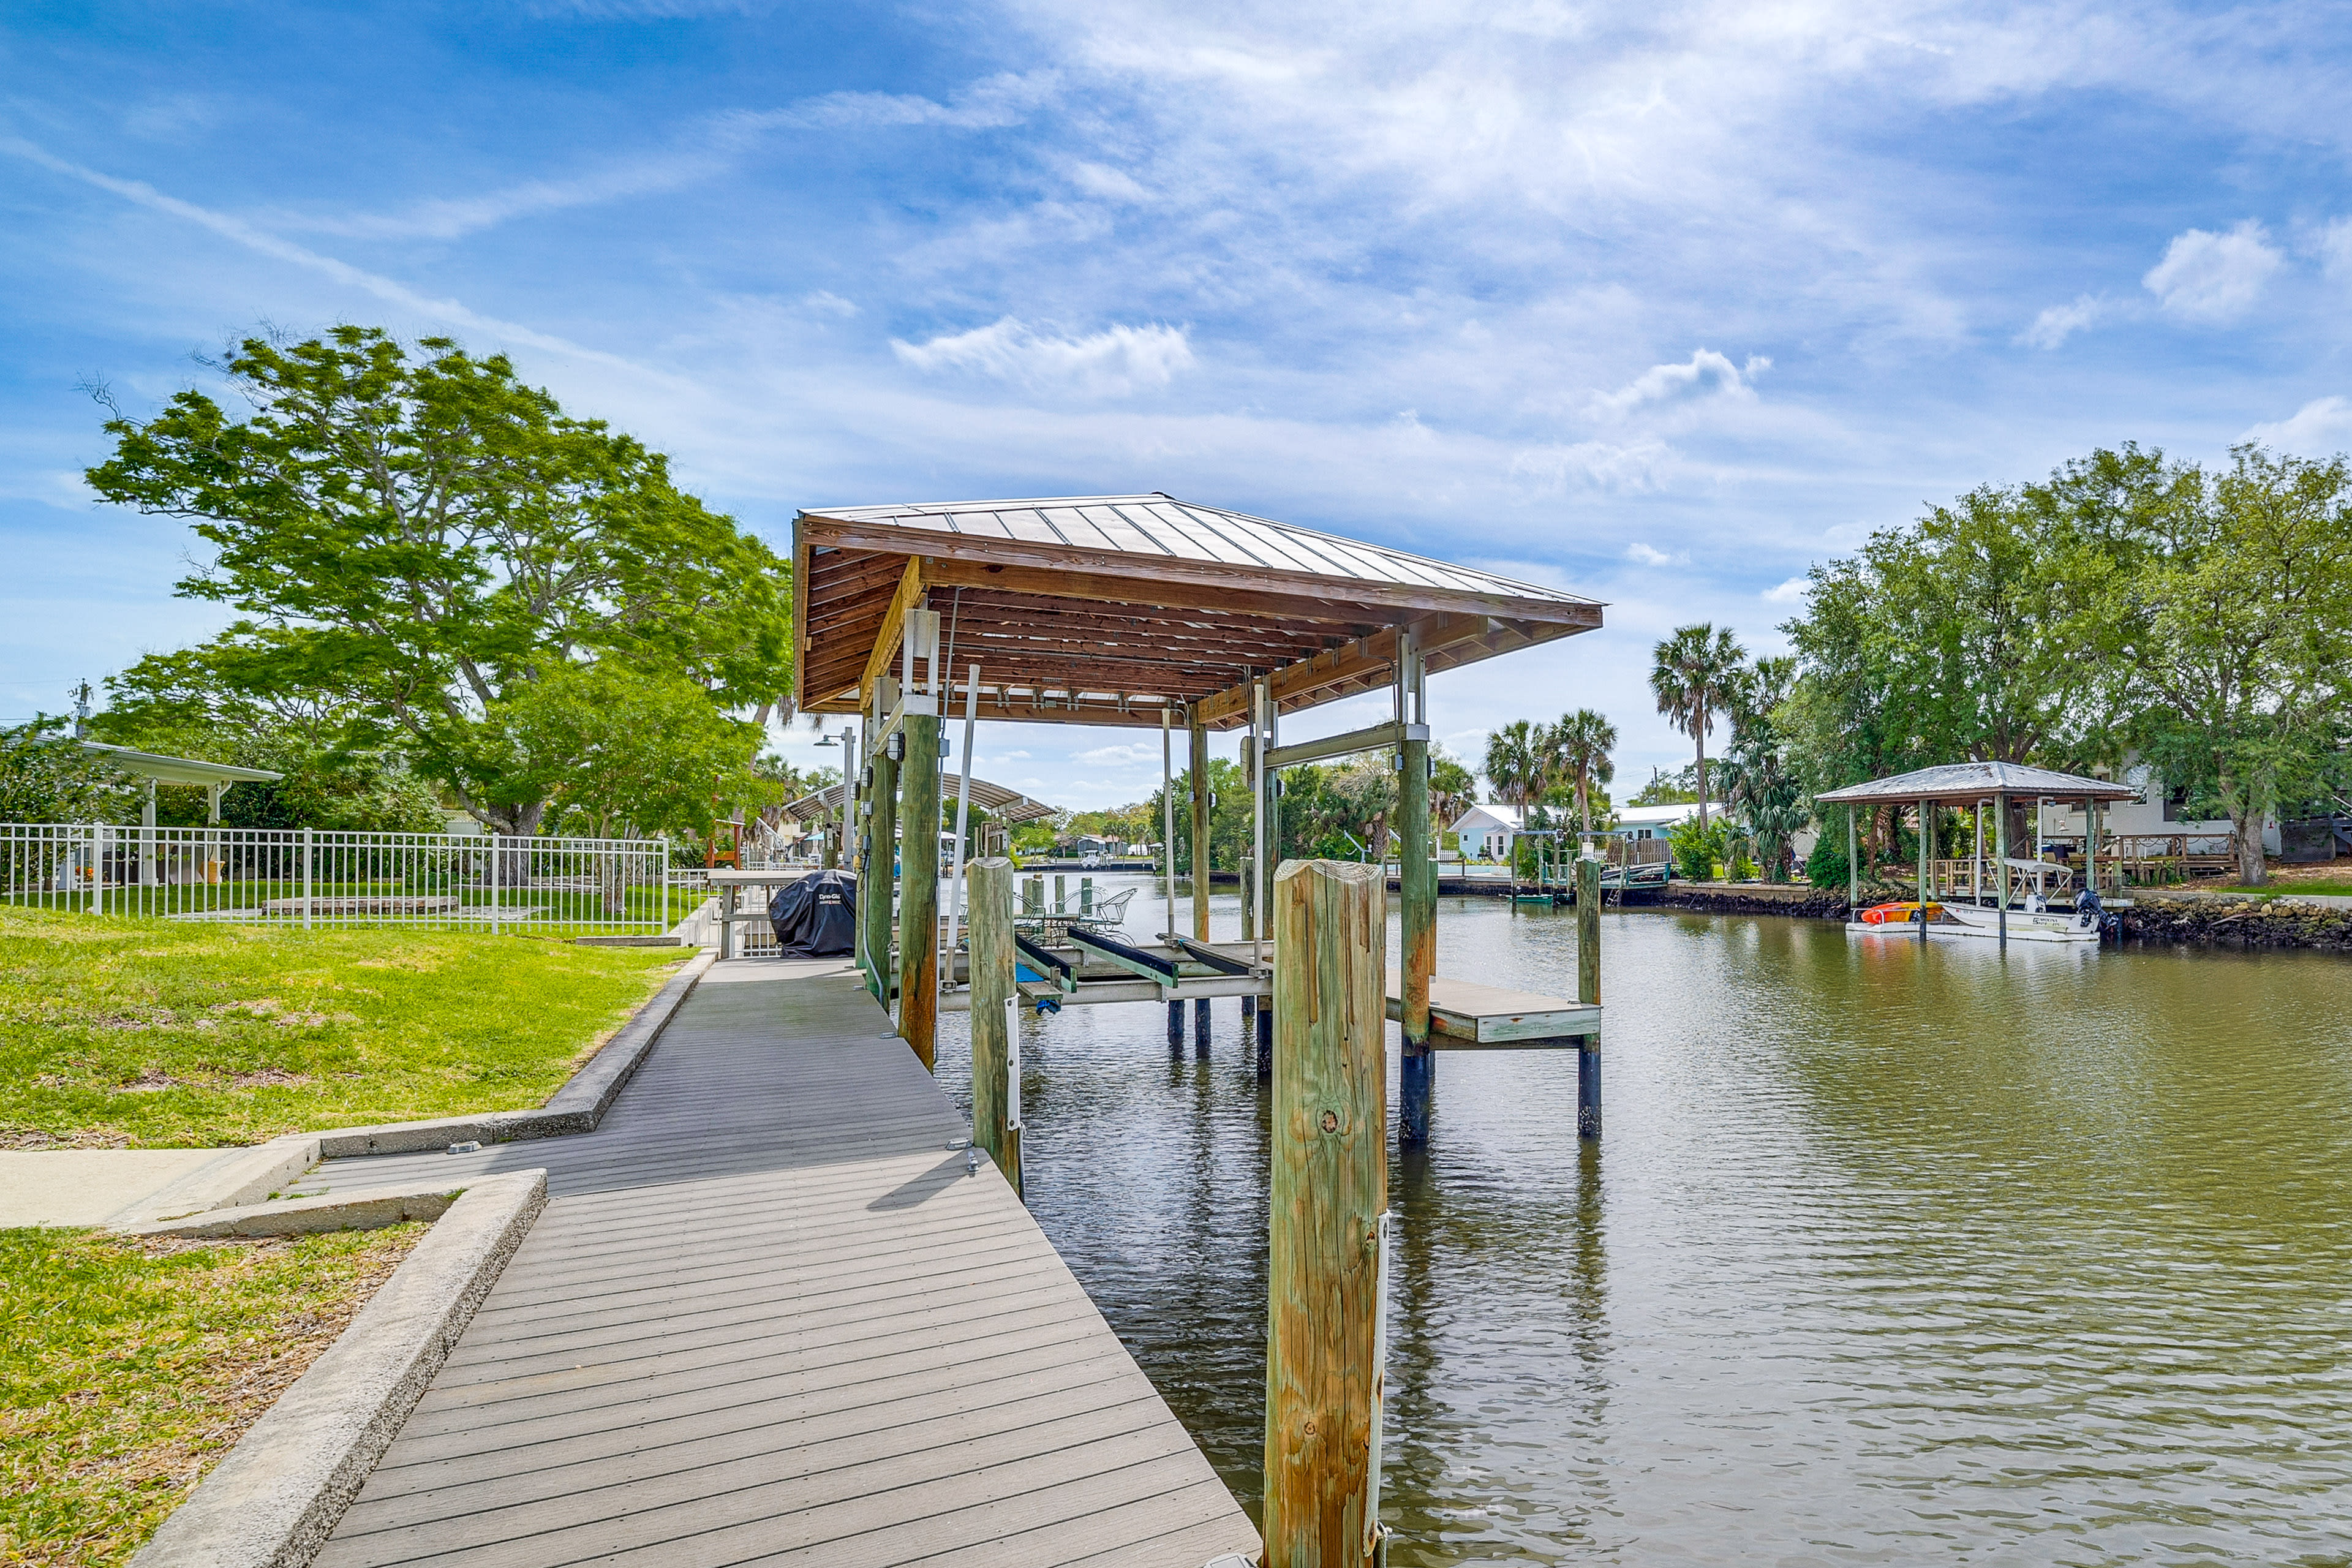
[1,907,687,1148]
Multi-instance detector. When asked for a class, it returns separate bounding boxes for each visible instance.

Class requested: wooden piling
[1397,722,1435,1146]
[863,738,899,1009]
[1168,1000,1185,1054]
[1194,997,1212,1055]
[1265,859,1388,1568]
[1190,715,1212,941]
[966,856,1022,1196]
[1577,854,1601,1140]
[898,712,941,1069]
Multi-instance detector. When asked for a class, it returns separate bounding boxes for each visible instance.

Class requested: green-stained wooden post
[1847,805,1858,914]
[1994,791,2009,950]
[1577,853,1601,1140]
[1397,636,1436,1146]
[1190,715,1213,940]
[864,723,899,1010]
[1265,859,1389,1568]
[899,709,941,1069]
[1190,712,1213,1047]
[967,856,1022,1197]
[1917,799,1932,945]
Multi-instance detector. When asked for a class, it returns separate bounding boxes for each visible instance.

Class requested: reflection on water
[932,875,2352,1564]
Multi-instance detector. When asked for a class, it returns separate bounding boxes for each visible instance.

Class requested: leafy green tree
[0,720,140,824]
[1152,759,1253,871]
[1649,624,1747,827]
[1543,709,1617,835]
[494,664,768,843]
[94,650,445,832]
[2126,447,2352,885]
[1667,815,1729,882]
[84,327,791,835]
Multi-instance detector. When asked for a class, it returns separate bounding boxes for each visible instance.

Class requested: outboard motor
[2075,884,2119,941]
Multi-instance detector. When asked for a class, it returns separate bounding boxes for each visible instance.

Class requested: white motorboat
[1847,860,2110,945]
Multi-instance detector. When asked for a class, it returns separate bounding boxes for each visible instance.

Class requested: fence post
[1265,859,1388,1568]
[302,827,314,931]
[968,856,1021,1196]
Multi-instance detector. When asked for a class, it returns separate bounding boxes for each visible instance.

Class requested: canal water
[933,875,2352,1564]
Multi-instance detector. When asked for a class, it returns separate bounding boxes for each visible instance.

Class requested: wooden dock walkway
[300,957,1259,1568]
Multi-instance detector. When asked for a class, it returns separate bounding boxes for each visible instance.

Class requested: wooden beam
[1195,613,1499,727]
[858,559,925,706]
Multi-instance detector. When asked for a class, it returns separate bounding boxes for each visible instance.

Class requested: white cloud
[777,72,1057,132]
[892,317,1195,396]
[2018,292,2116,349]
[2318,218,2352,282]
[2242,396,2352,456]
[2143,221,2282,323]
[1591,349,1768,418]
[1625,541,1686,567]
[1075,742,1157,766]
[1761,575,1809,603]
[1509,438,1677,492]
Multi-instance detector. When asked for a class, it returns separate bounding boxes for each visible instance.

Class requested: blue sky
[6,1,2351,809]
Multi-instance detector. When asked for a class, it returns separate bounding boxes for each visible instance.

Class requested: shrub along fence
[0,822,676,935]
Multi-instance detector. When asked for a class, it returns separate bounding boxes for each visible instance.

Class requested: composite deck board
[312,959,1257,1568]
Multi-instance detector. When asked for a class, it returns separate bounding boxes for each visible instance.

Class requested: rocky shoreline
[1651,880,2352,952]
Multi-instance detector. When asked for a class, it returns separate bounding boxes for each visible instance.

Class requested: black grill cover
[768,869,857,957]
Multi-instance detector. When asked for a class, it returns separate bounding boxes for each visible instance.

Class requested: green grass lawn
[0,907,686,1148]
[2214,881,2352,897]
[0,1224,423,1566]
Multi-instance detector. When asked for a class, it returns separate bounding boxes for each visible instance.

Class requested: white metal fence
[1,822,678,933]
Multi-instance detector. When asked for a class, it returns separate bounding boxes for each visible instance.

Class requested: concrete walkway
[0,1147,232,1227]
[300,957,1259,1568]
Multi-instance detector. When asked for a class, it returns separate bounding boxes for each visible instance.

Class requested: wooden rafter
[858,558,925,706]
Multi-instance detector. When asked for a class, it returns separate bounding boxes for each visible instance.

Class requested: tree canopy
[86,327,791,835]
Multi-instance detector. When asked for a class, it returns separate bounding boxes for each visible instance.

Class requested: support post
[1396,634,1435,1147]
[141,780,157,891]
[1190,713,1212,941]
[1168,1000,1185,1054]
[943,668,978,967]
[1239,733,1256,943]
[899,707,941,1069]
[1994,791,2008,950]
[1847,805,1858,913]
[2086,797,2100,900]
[968,856,1022,1197]
[1577,853,1601,1140]
[865,709,899,1009]
[1162,707,1177,938]
[1264,859,1388,1568]
[1194,996,1212,1056]
[1918,799,1932,945]
[303,825,315,932]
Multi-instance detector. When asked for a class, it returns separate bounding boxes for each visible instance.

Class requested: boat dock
[298,957,1260,1568]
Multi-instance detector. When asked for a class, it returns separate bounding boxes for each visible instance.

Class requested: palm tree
[1649,624,1748,828]
[1544,709,1618,836]
[1482,720,1544,820]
